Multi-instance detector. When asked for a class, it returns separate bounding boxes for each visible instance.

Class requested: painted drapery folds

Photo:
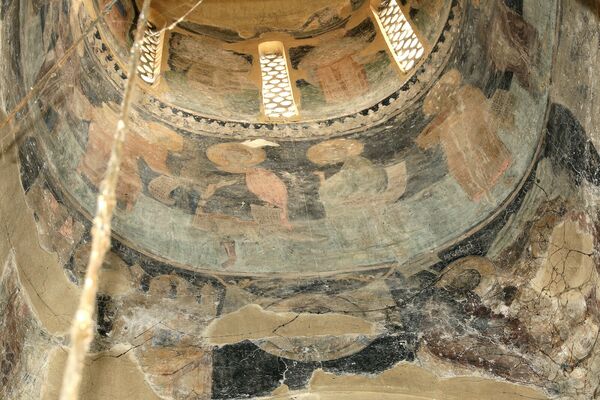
[16,0,551,274]
[1,0,599,399]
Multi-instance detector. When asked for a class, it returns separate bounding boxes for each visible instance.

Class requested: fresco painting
[295,31,401,115]
[484,1,540,91]
[82,0,458,125]
[204,142,291,229]
[97,0,135,45]
[13,0,556,274]
[308,139,407,216]
[7,0,600,398]
[77,103,183,210]
[416,69,512,202]
[164,32,260,119]
[316,56,369,103]
[404,0,450,39]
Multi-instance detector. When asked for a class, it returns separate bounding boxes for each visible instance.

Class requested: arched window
[258,41,299,119]
[372,0,425,73]
[137,23,164,84]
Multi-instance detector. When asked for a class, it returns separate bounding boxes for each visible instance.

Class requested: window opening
[373,0,425,73]
[259,42,299,119]
[137,23,163,84]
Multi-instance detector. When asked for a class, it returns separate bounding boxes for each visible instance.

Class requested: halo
[206,143,266,173]
[306,139,364,165]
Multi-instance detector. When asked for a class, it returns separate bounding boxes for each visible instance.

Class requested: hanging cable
[58,1,152,399]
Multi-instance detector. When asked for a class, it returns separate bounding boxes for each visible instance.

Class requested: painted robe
[318,157,387,214]
[416,85,511,201]
[78,106,183,210]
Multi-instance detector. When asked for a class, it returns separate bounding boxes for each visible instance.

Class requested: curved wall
[1,1,600,400]
[12,0,557,275]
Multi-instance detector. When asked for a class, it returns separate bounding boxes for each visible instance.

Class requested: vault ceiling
[34,0,548,276]
[97,0,455,125]
[2,0,600,399]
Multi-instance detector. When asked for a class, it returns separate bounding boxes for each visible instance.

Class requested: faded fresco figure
[145,153,239,212]
[416,69,511,202]
[196,142,292,268]
[308,139,407,216]
[486,1,539,91]
[26,179,85,265]
[204,142,291,230]
[77,103,184,211]
[296,33,383,114]
[166,34,259,119]
[99,0,135,43]
[316,56,369,103]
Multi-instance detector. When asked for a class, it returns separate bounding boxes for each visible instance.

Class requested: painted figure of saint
[308,139,407,216]
[205,142,291,229]
[99,0,135,43]
[316,56,369,103]
[78,104,183,210]
[486,1,539,91]
[416,69,511,202]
